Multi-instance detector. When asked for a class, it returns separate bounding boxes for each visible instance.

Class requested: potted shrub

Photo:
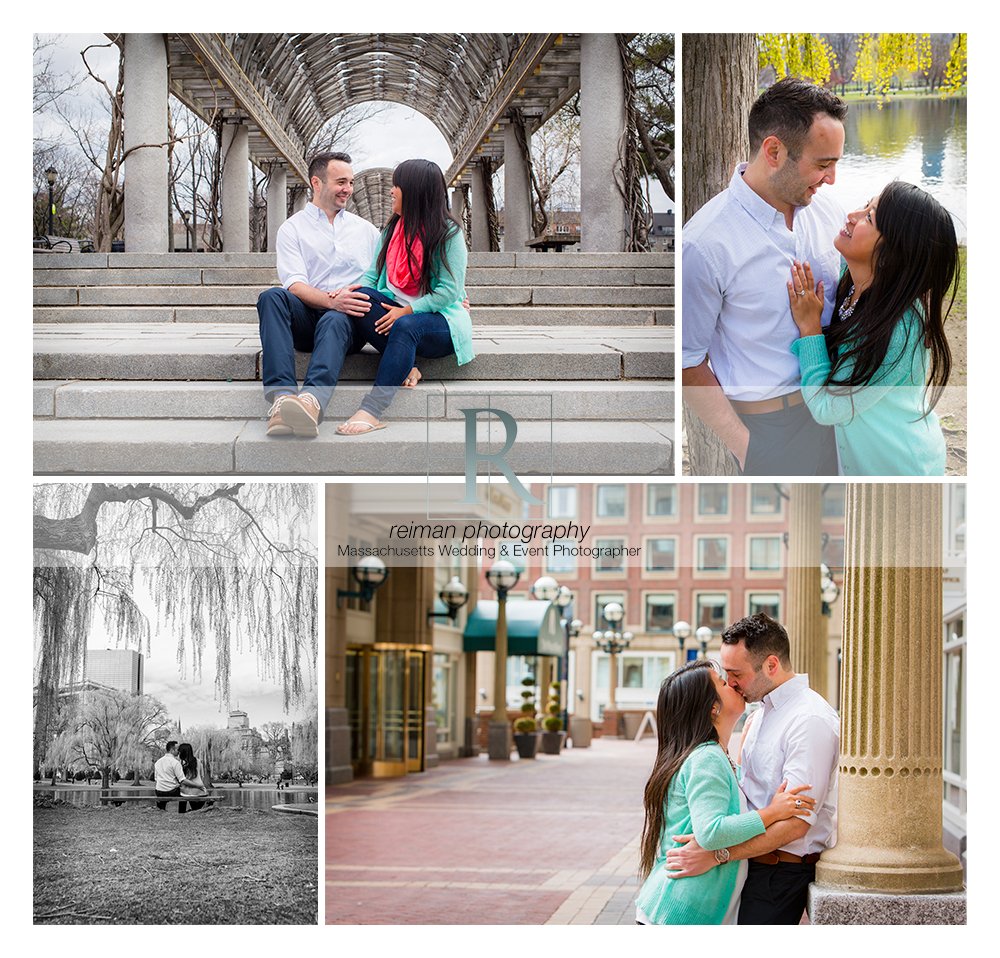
[541,681,567,755]
[513,677,540,759]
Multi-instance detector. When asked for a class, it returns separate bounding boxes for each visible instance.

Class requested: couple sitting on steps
[258,151,474,438]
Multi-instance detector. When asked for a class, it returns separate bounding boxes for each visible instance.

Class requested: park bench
[34,235,96,254]
[98,790,221,807]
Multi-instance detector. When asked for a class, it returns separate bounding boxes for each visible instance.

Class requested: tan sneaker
[280,392,322,437]
[266,394,296,436]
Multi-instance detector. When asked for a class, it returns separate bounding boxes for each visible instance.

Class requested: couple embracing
[153,740,211,813]
[258,151,472,438]
[683,78,959,476]
[636,613,839,925]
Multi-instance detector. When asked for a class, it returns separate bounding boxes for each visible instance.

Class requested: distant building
[227,708,262,758]
[650,211,675,250]
[85,649,144,695]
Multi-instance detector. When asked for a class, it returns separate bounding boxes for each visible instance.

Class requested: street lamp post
[593,602,633,727]
[696,626,713,659]
[672,619,691,667]
[181,210,192,252]
[555,585,579,737]
[45,167,57,236]
[486,559,520,760]
[336,556,389,608]
[426,575,470,625]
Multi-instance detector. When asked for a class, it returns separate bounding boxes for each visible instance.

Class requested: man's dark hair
[721,613,791,667]
[308,152,352,184]
[165,740,178,752]
[748,77,847,159]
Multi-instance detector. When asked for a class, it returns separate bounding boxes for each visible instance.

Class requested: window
[748,536,782,573]
[943,615,966,824]
[822,536,845,576]
[695,592,728,631]
[645,537,677,574]
[432,654,457,745]
[748,592,781,618]
[596,484,627,519]
[697,484,729,517]
[749,484,782,515]
[594,593,626,631]
[822,484,846,518]
[547,486,577,518]
[594,537,626,574]
[545,540,577,576]
[646,484,677,517]
[592,651,674,719]
[645,594,676,633]
[696,536,729,573]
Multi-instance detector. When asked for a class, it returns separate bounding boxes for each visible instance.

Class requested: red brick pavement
[326,737,655,924]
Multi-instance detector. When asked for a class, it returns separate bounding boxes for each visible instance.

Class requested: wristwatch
[714,847,731,864]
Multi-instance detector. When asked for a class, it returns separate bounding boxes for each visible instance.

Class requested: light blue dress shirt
[682,164,845,402]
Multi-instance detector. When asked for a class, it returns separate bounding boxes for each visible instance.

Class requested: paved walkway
[325,737,655,924]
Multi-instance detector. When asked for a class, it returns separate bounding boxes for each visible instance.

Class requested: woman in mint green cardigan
[786,182,958,475]
[337,158,474,436]
[636,662,815,925]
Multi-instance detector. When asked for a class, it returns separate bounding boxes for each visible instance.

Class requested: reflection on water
[833,97,966,241]
[37,788,318,810]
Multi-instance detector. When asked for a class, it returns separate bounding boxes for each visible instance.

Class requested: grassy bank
[34,803,317,924]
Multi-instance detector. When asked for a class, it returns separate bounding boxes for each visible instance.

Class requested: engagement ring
[795,799,803,807]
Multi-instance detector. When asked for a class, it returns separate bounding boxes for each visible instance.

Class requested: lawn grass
[34,803,317,924]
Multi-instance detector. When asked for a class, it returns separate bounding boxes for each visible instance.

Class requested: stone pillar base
[808,884,966,924]
[487,722,512,760]
[325,707,353,785]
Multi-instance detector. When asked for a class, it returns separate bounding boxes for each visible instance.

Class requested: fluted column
[220,119,250,252]
[813,484,963,913]
[123,34,169,251]
[292,188,308,214]
[266,166,288,253]
[787,484,826,697]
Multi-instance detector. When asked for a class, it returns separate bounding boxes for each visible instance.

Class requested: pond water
[36,787,318,811]
[831,96,967,242]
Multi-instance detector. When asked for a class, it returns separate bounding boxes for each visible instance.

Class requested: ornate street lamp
[485,559,520,760]
[696,625,713,659]
[820,562,840,616]
[45,167,57,236]
[426,575,469,625]
[181,210,192,252]
[672,619,691,665]
[593,602,633,713]
[336,555,389,608]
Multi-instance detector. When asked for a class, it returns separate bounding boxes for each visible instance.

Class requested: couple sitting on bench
[153,740,213,813]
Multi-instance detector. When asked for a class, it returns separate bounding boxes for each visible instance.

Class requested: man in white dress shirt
[665,613,839,924]
[257,152,380,437]
[683,78,848,474]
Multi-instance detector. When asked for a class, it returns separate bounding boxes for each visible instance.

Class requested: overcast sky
[35,33,672,212]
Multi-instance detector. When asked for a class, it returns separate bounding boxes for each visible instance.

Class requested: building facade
[84,648,144,696]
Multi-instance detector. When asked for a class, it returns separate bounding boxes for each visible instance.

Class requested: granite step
[33,418,675,476]
[33,324,675,382]
[34,379,675,423]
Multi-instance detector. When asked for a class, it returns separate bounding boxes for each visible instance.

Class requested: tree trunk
[682,34,757,477]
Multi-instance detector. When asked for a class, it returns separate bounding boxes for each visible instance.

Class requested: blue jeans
[257,287,367,415]
[352,288,455,418]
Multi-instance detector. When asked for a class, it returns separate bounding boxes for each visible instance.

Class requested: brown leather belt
[750,850,821,865]
[730,390,805,414]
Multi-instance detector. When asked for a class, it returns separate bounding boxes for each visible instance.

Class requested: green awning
[463,600,566,657]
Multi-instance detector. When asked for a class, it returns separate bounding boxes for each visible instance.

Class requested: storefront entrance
[346,645,429,778]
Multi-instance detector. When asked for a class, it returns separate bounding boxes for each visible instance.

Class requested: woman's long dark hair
[178,743,198,777]
[375,158,463,296]
[638,661,721,880]
[825,180,958,414]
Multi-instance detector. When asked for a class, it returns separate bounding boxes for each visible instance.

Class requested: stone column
[471,162,492,252]
[220,119,250,252]
[325,486,352,785]
[123,34,169,252]
[292,188,309,214]
[502,120,531,251]
[266,166,288,253]
[488,596,512,759]
[810,484,965,923]
[580,33,626,252]
[450,186,468,246]
[786,484,826,698]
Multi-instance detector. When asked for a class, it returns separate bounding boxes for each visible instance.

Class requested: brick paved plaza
[326,737,654,924]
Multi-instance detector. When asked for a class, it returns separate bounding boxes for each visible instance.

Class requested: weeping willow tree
[33,483,318,778]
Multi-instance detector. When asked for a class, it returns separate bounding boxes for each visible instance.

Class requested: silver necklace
[839,284,860,320]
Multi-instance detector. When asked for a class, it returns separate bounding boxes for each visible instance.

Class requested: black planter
[540,730,567,755]
[513,732,540,759]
